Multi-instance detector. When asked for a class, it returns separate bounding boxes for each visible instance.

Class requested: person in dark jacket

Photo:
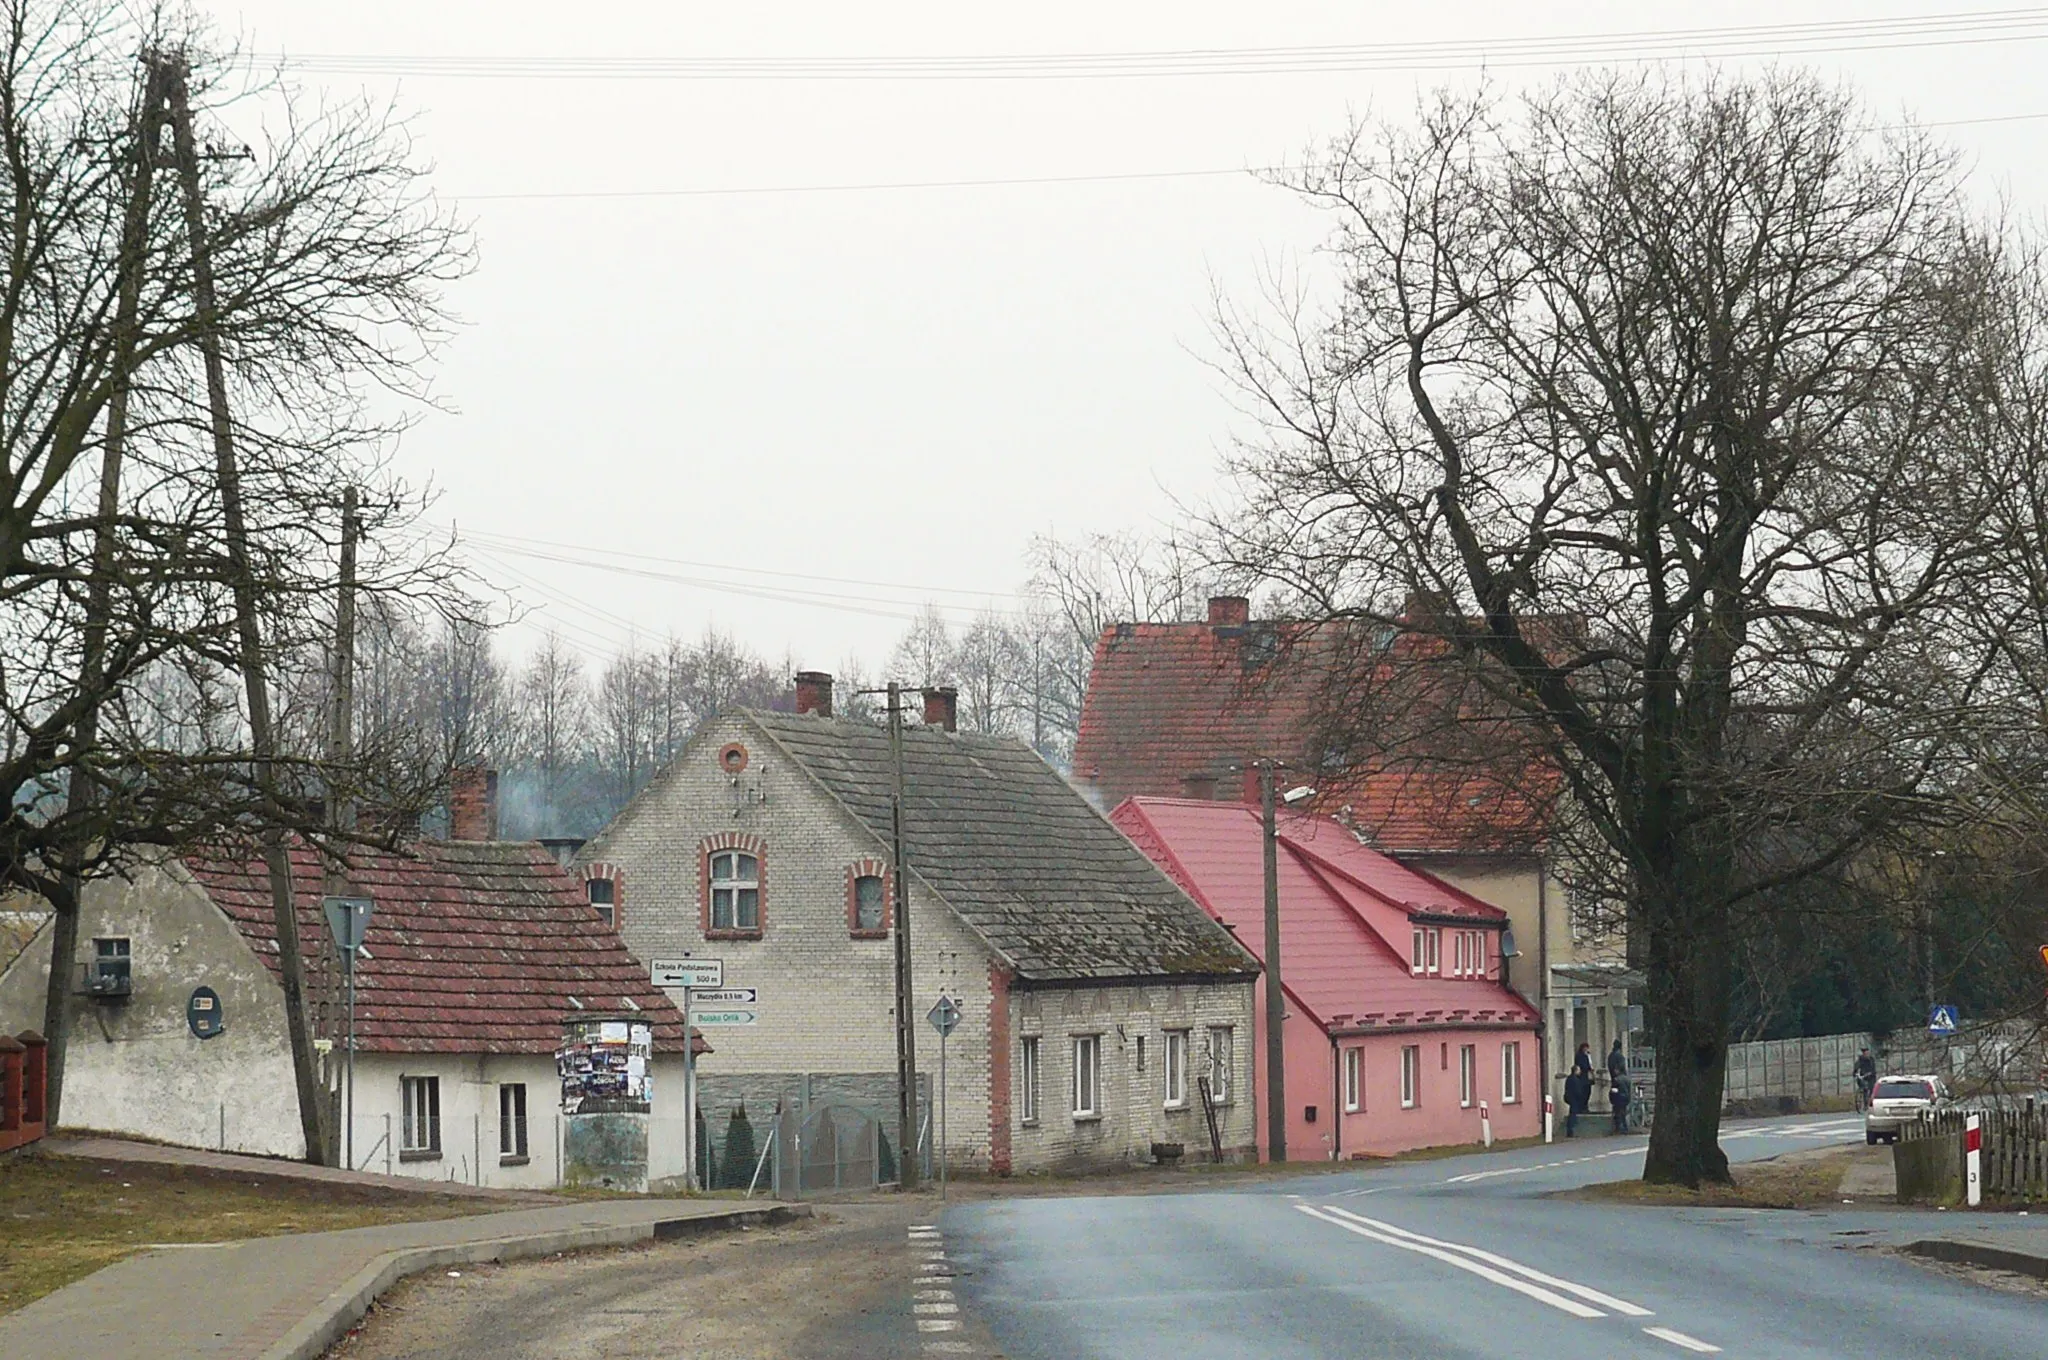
[1608,1039,1632,1132]
[1574,1042,1595,1079]
[1564,1068,1591,1136]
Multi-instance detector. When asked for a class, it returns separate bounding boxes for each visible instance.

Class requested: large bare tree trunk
[1642,882,1734,1186]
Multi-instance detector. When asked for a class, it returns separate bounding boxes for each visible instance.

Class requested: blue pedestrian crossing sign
[1928,1004,1960,1035]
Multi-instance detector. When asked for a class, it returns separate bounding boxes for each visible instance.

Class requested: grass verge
[1562,1147,1859,1210]
[0,1149,503,1317]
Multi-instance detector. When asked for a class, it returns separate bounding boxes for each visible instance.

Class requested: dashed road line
[1644,1326,1722,1352]
[908,1221,979,1354]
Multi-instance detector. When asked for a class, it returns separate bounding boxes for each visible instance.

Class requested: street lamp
[1260,771,1315,1164]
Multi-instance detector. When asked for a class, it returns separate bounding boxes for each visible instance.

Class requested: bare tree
[516,629,588,825]
[1213,71,2039,1185]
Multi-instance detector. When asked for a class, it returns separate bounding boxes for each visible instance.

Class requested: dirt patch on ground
[325,1201,983,1360]
[1559,1145,1868,1210]
[0,1148,502,1316]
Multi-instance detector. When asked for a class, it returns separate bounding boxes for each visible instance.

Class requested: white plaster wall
[1009,979,1258,1172]
[0,861,304,1157]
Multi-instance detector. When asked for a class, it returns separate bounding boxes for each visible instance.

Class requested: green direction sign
[692,1009,756,1027]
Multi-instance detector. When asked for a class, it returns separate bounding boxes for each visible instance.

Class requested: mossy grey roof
[746,711,1260,984]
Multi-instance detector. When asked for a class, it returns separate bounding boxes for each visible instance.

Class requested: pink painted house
[1112,797,1542,1160]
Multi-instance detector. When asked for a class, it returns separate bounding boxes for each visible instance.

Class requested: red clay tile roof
[1073,617,1552,854]
[1112,797,1537,1033]
[185,839,692,1056]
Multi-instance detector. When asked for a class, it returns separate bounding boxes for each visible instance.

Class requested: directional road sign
[692,1009,756,1027]
[652,958,723,989]
[928,995,962,1037]
[691,988,756,1007]
[1929,1004,1960,1035]
[321,896,374,957]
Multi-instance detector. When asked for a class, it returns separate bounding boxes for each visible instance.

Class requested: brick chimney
[1208,595,1250,627]
[922,686,958,733]
[448,764,498,841]
[794,670,834,718]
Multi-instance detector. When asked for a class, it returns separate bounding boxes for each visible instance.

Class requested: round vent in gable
[718,742,750,775]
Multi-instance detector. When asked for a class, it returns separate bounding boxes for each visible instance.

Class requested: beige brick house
[577,676,1260,1176]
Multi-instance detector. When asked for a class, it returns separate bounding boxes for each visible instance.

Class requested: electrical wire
[263,8,2048,81]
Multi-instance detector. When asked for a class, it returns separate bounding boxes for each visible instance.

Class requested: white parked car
[1864,1074,1952,1144]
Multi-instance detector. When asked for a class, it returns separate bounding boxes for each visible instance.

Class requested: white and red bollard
[1481,1100,1493,1148]
[1543,1093,1554,1144]
[1966,1112,1983,1207]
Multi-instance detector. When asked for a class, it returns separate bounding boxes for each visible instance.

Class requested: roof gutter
[1327,1017,1538,1038]
[1008,970,1261,993]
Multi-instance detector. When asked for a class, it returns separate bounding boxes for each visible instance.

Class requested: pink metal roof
[1112,797,1538,1033]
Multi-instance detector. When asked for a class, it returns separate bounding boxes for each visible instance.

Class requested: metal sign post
[653,959,722,1192]
[322,896,374,1171]
[928,995,961,1200]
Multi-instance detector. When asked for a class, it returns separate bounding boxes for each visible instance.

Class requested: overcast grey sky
[220,1,2048,675]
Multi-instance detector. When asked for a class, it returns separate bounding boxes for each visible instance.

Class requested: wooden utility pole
[1261,761,1287,1163]
[162,52,329,1163]
[888,682,921,1190]
[44,59,170,1123]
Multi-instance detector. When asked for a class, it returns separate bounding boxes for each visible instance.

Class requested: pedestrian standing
[1609,1039,1631,1133]
[1574,1041,1594,1080]
[1564,1068,1590,1137]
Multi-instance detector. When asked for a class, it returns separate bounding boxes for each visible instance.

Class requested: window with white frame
[1343,1047,1363,1113]
[708,849,761,932]
[401,1075,441,1156]
[1459,1044,1476,1108]
[499,1083,528,1161]
[1400,1045,1420,1109]
[1019,1036,1041,1124]
[1073,1035,1102,1118]
[1453,930,1467,976]
[1502,1041,1522,1104]
[1411,927,1425,975]
[585,878,616,928]
[1164,1029,1188,1107]
[1207,1025,1234,1103]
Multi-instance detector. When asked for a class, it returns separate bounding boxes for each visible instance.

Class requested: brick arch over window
[581,862,624,930]
[699,833,767,940]
[845,858,892,938]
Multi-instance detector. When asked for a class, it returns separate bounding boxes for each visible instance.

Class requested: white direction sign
[693,1009,756,1027]
[652,958,723,990]
[691,988,757,1007]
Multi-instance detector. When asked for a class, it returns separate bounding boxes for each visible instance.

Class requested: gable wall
[580,712,1001,1168]
[0,861,302,1156]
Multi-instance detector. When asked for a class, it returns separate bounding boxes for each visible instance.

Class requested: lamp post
[1259,768,1317,1165]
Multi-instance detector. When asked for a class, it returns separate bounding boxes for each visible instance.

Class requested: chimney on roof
[794,670,834,718]
[1181,771,1219,801]
[448,764,498,841]
[922,686,958,733]
[1208,595,1251,627]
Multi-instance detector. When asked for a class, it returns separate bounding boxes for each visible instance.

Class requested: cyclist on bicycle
[1854,1047,1878,1110]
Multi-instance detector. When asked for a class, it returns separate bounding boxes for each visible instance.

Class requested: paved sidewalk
[1905,1222,2048,1281]
[0,1195,805,1360]
[41,1135,551,1201]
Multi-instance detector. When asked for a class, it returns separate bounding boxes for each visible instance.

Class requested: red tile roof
[185,839,693,1055]
[1112,797,1538,1033]
[1072,617,1552,853]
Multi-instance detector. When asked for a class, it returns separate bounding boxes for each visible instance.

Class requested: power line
[265,8,2048,81]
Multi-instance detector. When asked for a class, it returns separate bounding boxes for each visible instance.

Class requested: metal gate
[777,1102,880,1194]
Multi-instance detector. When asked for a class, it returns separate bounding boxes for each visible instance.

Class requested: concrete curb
[258,1203,809,1360]
[1903,1238,2048,1281]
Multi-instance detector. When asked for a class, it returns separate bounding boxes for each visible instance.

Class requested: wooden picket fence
[1903,1106,2048,1199]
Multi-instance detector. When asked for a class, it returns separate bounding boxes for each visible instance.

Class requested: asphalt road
[942,1114,2048,1360]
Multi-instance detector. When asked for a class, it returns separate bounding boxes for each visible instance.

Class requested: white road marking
[1443,1145,1642,1184]
[1293,1205,1605,1318]
[917,1318,963,1332]
[915,1288,955,1301]
[924,1344,975,1355]
[923,1249,948,1260]
[1323,1208,1653,1317]
[1644,1326,1722,1352]
[915,1302,961,1315]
